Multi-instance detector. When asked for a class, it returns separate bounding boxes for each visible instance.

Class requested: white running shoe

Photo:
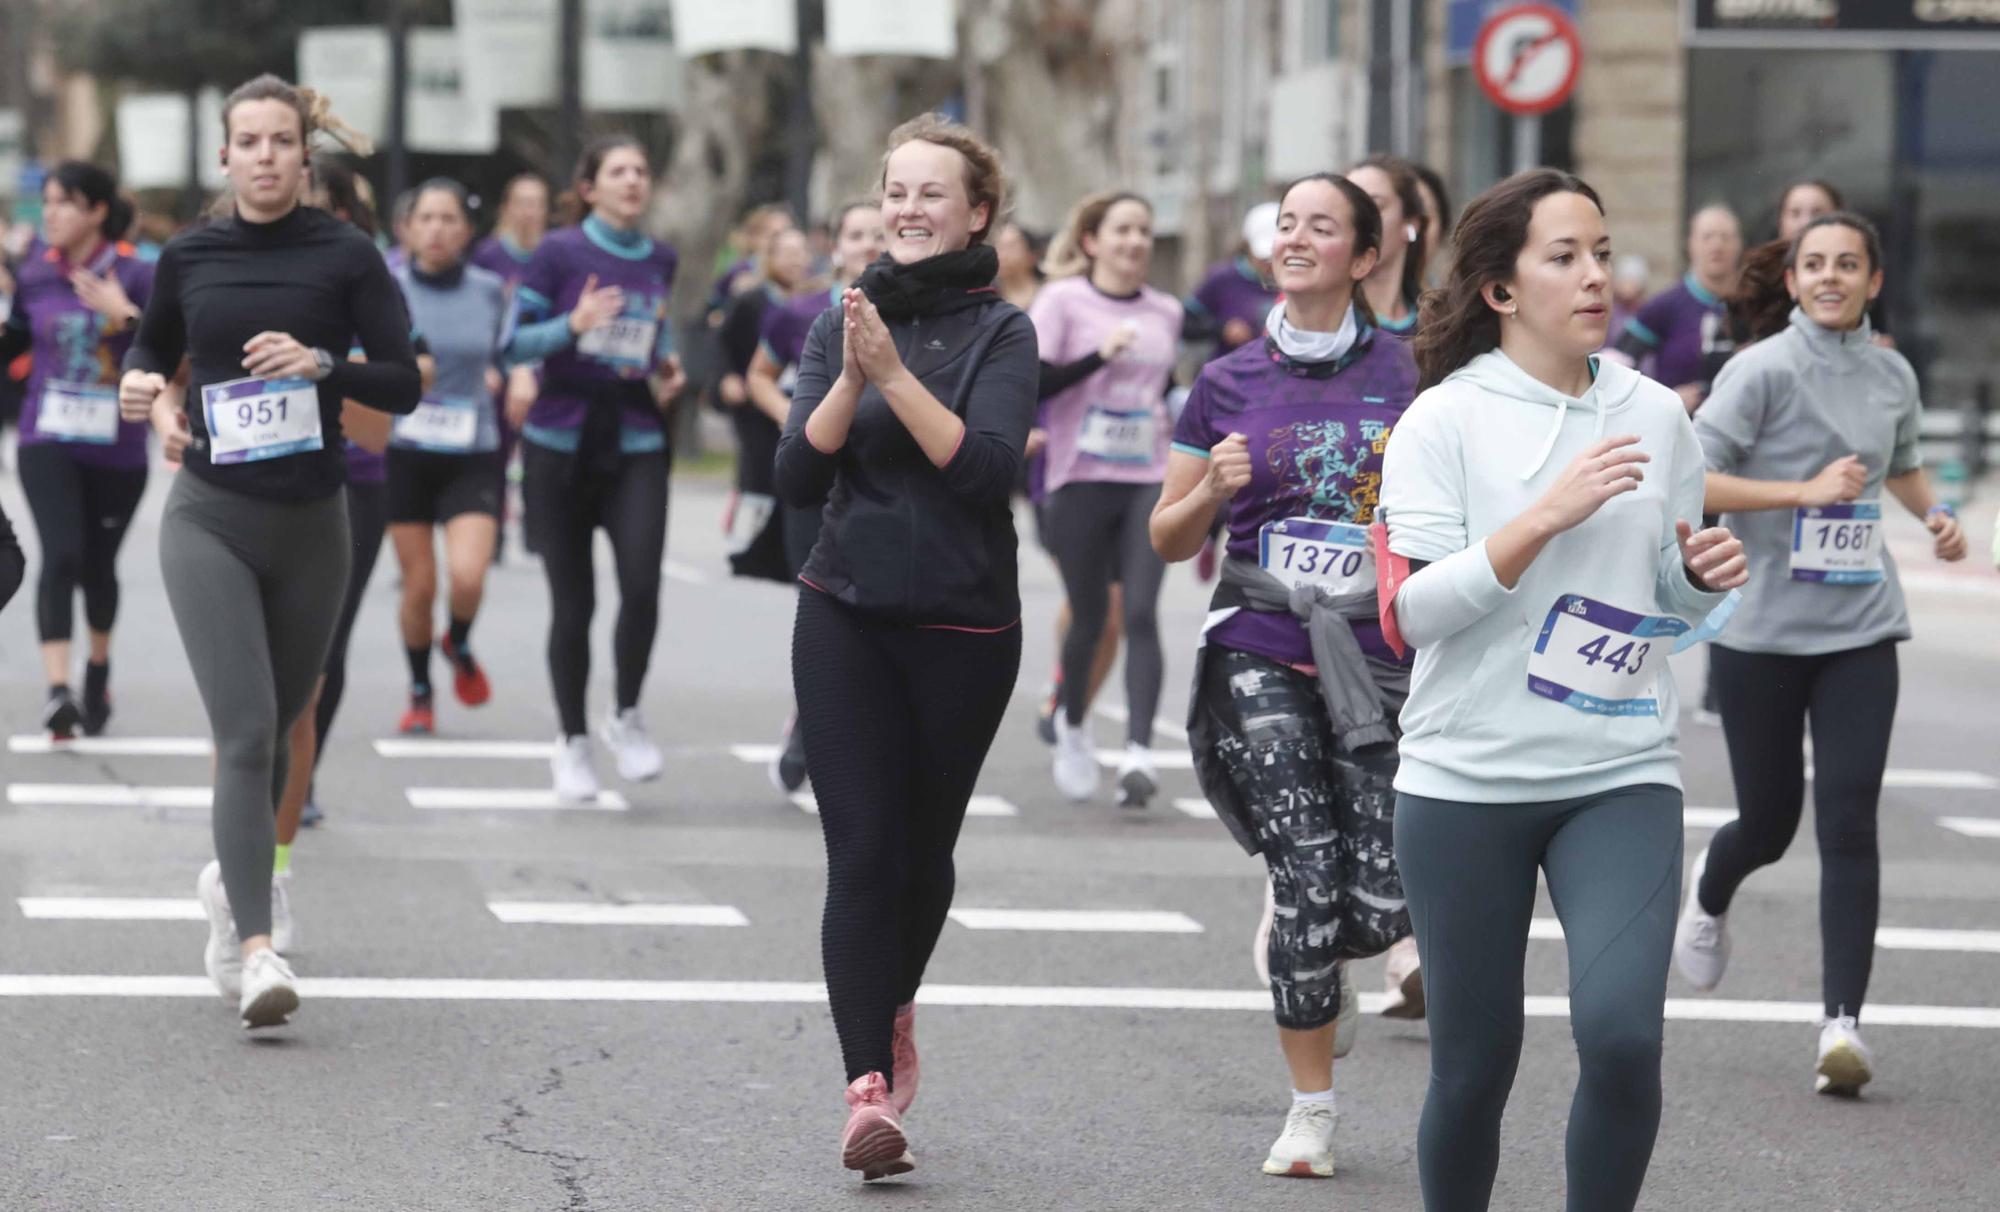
[599,708,664,783]
[1252,877,1274,985]
[1381,936,1425,1019]
[270,870,296,954]
[1814,1015,1874,1096]
[551,735,602,804]
[1332,963,1361,1059]
[1115,743,1157,810]
[1261,1100,1338,1178]
[238,947,299,1029]
[197,860,242,1001]
[1051,713,1099,802]
[1673,846,1731,993]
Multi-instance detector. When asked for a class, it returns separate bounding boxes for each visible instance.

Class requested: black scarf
[853,246,999,322]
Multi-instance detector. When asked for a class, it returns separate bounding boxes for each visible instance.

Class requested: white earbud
[1405,223,1420,243]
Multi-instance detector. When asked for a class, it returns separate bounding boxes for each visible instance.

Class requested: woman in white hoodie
[1379,169,1748,1212]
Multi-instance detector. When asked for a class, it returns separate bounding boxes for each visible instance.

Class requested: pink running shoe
[890,1002,920,1115]
[841,1072,914,1181]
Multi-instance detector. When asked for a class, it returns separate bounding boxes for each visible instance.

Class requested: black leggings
[1195,646,1408,1029]
[16,444,147,645]
[1043,481,1166,745]
[524,443,668,738]
[1699,640,1898,1021]
[313,479,388,771]
[793,588,1020,1085]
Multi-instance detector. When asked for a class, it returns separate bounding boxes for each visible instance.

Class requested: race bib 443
[1528,594,1690,717]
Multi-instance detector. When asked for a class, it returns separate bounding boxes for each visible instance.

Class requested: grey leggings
[1394,784,1683,1212]
[161,473,350,941]
[1043,480,1166,745]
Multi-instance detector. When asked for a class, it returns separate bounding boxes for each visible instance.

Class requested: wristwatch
[310,347,336,381]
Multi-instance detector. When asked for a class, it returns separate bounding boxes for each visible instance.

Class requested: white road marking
[788,791,1016,818]
[1880,769,2000,792]
[1,975,1996,1027]
[663,560,709,585]
[405,788,629,811]
[947,908,1204,934]
[1173,797,1218,820]
[1683,807,1737,829]
[1094,749,1193,769]
[374,739,556,760]
[1940,817,2000,839]
[17,898,204,921]
[730,743,780,764]
[486,902,748,927]
[1533,918,2000,955]
[6,784,210,808]
[7,736,211,757]
[1092,703,1188,742]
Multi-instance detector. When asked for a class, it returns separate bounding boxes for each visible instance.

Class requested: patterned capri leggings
[1195,645,1409,1030]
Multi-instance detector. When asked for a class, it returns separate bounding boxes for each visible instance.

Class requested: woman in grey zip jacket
[1379,170,1745,1212]
[1675,212,1968,1098]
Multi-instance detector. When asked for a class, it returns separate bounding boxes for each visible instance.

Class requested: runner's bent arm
[333,254,421,414]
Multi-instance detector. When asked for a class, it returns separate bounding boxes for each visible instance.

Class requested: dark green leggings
[1394,784,1683,1212]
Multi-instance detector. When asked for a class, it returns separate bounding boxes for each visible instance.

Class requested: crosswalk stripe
[1173,797,1218,820]
[0,975,1995,1026]
[731,743,780,764]
[405,788,630,811]
[7,736,211,757]
[6,784,209,808]
[1534,917,2000,955]
[17,898,204,921]
[788,791,1016,818]
[1940,817,2000,839]
[486,902,748,926]
[1683,807,1737,829]
[374,739,556,760]
[662,560,710,585]
[1881,769,2000,792]
[947,908,1204,934]
[1094,749,1193,769]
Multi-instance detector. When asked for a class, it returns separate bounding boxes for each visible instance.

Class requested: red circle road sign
[1473,3,1583,116]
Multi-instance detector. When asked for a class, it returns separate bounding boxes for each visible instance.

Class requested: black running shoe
[43,687,82,741]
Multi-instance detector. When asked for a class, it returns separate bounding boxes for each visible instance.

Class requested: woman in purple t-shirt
[1030,191,1183,809]
[1151,173,1419,1181]
[0,161,153,739]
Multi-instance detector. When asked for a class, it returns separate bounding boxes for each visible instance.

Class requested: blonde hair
[879,114,1005,246]
[1042,191,1150,280]
[222,74,374,157]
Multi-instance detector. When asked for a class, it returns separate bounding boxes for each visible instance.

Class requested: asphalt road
[2,452,1996,1212]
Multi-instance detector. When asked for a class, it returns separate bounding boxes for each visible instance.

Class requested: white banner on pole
[454,0,559,110]
[298,26,390,145]
[669,0,797,56]
[408,28,501,153]
[826,0,957,59]
[115,89,226,192]
[584,0,684,110]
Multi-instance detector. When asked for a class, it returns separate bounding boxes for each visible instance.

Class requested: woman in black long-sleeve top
[117,75,419,1032]
[772,115,1037,1183]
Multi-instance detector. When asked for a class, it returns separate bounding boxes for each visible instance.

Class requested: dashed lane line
[486,902,748,927]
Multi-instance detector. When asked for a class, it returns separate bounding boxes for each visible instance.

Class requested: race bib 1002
[36,381,121,445]
[1528,594,1690,718]
[1076,405,1158,464]
[200,376,323,465]
[392,397,481,453]
[1258,517,1374,595]
[1790,502,1884,584]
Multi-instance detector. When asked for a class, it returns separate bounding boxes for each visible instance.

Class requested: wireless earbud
[1493,286,1512,302]
[1406,223,1420,243]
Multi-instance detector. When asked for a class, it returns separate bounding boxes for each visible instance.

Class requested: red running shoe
[440,633,491,707]
[398,692,436,736]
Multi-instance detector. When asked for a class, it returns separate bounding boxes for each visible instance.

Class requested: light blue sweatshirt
[1380,350,1728,803]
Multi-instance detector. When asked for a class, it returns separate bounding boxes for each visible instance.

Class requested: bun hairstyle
[1275,173,1385,328]
[1413,168,1602,391]
[1727,238,1794,345]
[48,161,135,243]
[308,157,380,239]
[222,73,373,157]
[1042,190,1150,279]
[880,113,1006,246]
[1350,154,1430,308]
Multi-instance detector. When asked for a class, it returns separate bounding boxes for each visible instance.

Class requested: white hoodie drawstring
[1517,387,1605,481]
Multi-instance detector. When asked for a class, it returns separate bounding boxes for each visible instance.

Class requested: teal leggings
[1394,784,1683,1212]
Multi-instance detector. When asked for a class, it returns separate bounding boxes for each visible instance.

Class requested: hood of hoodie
[1443,349,1647,479]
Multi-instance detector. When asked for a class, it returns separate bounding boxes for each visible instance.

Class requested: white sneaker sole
[1814,1041,1872,1096]
[1261,1155,1335,1178]
[843,1111,913,1179]
[240,982,299,1030]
